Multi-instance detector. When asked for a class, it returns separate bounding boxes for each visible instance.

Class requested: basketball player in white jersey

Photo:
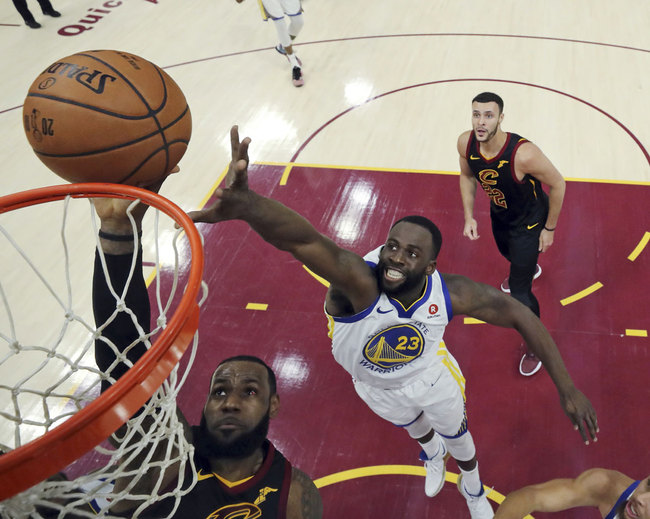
[236,0,305,87]
[189,126,599,519]
[495,469,649,519]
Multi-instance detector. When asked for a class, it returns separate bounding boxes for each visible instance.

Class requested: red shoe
[519,347,542,376]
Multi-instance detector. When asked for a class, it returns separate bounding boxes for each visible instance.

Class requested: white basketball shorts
[353,346,467,438]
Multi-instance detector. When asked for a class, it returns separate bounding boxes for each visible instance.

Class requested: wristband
[98,230,140,241]
[544,226,556,232]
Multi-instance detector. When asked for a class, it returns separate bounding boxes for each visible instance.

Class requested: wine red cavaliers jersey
[171,437,292,518]
[465,131,548,227]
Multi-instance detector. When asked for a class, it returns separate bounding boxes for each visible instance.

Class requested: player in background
[457,92,566,376]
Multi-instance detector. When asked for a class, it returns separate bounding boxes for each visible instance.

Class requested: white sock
[419,432,444,460]
[288,53,300,68]
[460,463,482,496]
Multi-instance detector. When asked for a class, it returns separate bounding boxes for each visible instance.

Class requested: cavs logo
[478,169,507,209]
[207,503,261,519]
[205,486,277,518]
[363,324,425,369]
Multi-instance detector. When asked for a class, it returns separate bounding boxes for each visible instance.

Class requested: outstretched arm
[189,126,378,314]
[287,467,323,519]
[444,273,599,444]
[92,177,191,512]
[494,469,631,518]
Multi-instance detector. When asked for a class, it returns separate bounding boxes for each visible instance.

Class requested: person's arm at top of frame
[494,469,633,518]
[287,467,323,519]
[515,142,566,253]
[442,273,599,444]
[457,130,480,240]
[189,126,378,315]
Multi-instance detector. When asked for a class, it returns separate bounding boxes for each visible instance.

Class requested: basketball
[22,50,192,185]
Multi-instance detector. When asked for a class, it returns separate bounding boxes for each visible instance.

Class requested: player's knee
[402,413,432,439]
[442,431,476,462]
[288,13,303,37]
[272,18,293,48]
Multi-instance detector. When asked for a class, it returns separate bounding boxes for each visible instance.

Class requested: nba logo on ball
[22,50,192,185]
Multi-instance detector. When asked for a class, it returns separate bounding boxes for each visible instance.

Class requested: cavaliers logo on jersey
[363,324,425,369]
[207,503,262,519]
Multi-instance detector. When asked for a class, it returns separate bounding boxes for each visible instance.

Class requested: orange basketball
[22,50,192,185]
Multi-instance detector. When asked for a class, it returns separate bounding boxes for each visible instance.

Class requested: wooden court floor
[1,0,649,517]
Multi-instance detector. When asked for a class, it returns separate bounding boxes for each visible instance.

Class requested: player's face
[471,101,503,142]
[625,476,650,519]
[202,361,279,454]
[377,222,436,300]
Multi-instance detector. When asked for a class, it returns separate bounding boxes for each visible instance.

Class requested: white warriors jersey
[325,246,453,389]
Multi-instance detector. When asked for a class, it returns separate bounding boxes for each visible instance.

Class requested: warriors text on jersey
[325,246,453,389]
[171,436,292,518]
[466,131,548,227]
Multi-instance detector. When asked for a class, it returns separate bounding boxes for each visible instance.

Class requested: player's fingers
[230,125,240,158]
[585,409,599,441]
[187,209,214,224]
[575,418,590,445]
[238,137,251,162]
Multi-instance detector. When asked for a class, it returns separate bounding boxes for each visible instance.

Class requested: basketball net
[0,185,206,518]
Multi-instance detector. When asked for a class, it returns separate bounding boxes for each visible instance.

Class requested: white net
[0,191,206,518]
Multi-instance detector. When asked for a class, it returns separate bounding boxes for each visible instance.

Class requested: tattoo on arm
[291,468,323,519]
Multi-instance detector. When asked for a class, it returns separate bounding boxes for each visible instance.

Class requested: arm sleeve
[92,248,151,393]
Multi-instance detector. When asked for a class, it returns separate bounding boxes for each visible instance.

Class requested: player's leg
[507,226,540,316]
[401,413,448,497]
[352,378,447,497]
[507,227,544,375]
[280,0,303,40]
[490,218,514,292]
[420,350,494,518]
[12,0,40,27]
[36,0,60,16]
[264,0,304,86]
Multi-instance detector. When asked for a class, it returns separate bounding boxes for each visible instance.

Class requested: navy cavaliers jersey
[171,436,292,518]
[605,480,641,519]
[465,131,548,227]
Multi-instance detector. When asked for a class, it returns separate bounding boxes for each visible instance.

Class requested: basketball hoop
[0,183,205,516]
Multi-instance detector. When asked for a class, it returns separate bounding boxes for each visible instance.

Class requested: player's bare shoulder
[457,130,472,156]
[287,466,323,519]
[513,140,548,170]
[576,468,635,507]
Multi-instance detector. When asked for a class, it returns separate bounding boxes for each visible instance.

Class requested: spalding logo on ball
[22,49,191,185]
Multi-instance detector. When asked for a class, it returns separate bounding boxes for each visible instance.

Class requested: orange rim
[0,183,204,501]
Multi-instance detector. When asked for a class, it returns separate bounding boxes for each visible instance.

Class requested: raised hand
[93,169,176,233]
[188,125,252,224]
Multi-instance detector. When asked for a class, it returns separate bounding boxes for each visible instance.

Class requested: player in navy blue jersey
[457,92,566,377]
[91,181,322,519]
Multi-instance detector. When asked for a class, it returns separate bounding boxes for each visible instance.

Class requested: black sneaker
[43,9,61,17]
[25,19,41,28]
[292,67,304,87]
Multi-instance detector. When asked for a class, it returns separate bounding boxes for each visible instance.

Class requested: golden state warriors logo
[207,503,261,519]
[363,324,425,369]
